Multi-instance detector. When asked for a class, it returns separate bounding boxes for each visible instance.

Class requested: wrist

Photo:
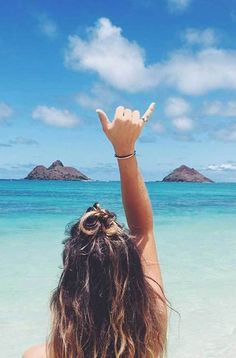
[113,146,135,157]
[115,150,136,161]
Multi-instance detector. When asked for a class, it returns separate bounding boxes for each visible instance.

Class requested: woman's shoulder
[22,343,47,358]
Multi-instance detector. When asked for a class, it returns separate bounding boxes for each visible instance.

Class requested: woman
[23,103,168,358]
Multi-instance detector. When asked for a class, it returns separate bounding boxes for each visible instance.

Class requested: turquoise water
[0,180,236,358]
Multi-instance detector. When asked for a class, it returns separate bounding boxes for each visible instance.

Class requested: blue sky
[1,0,236,181]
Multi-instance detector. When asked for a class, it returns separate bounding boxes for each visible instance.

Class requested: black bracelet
[114,150,136,159]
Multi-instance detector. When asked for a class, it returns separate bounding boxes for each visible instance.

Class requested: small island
[25,160,91,181]
[162,165,214,183]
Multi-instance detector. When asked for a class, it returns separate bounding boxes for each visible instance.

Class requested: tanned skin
[22,103,167,358]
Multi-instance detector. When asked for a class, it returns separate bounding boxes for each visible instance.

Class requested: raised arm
[96,105,165,300]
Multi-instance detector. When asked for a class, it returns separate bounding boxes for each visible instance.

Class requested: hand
[96,103,156,156]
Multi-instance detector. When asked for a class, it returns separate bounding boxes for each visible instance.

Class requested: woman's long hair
[47,202,168,358]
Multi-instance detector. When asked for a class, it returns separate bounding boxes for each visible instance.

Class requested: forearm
[117,155,153,235]
[96,103,156,235]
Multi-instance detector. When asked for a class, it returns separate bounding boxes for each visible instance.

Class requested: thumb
[96,109,110,132]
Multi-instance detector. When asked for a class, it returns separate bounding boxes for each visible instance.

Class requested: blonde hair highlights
[47,203,168,358]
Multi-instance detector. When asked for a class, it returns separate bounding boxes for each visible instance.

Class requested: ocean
[0,180,235,358]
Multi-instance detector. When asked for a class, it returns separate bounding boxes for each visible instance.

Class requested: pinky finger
[142,102,156,121]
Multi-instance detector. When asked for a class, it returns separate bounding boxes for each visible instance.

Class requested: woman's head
[47,203,167,358]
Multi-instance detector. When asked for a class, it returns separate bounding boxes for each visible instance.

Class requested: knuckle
[116,105,124,111]
[132,110,140,120]
[116,116,123,122]
[124,109,132,120]
[125,108,131,113]
[122,119,129,124]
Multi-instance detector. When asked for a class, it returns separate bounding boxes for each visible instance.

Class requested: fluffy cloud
[139,121,165,143]
[182,28,218,47]
[203,100,236,117]
[32,106,79,127]
[207,163,236,171]
[38,15,58,39]
[0,102,13,121]
[65,18,236,95]
[202,101,223,116]
[164,97,194,133]
[167,0,191,12]
[161,48,236,95]
[215,124,236,141]
[165,97,191,117]
[152,121,166,133]
[75,83,124,110]
[65,18,159,93]
[172,116,194,131]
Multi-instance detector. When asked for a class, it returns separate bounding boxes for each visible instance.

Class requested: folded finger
[115,106,125,119]
[132,110,140,122]
[132,110,140,119]
[123,108,132,119]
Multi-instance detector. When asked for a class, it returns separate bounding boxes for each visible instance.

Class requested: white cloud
[161,48,236,95]
[0,102,13,121]
[202,101,222,116]
[221,101,236,117]
[75,83,123,110]
[203,100,236,117]
[215,124,236,141]
[167,0,191,12]
[182,28,218,47]
[65,17,236,95]
[38,15,58,39]
[65,17,160,93]
[32,106,79,127]
[164,97,193,134]
[165,97,191,117]
[152,121,166,133]
[207,163,236,171]
[172,116,194,131]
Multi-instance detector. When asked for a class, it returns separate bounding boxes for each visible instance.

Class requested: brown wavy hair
[47,202,168,358]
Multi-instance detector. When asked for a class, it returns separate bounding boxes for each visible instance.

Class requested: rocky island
[162,165,214,183]
[25,160,91,181]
